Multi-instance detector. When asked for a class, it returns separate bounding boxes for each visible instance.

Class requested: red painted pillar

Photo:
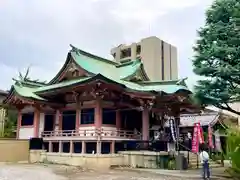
[95,99,102,129]
[53,110,57,131]
[111,141,115,154]
[33,108,40,137]
[16,109,22,139]
[75,109,80,132]
[58,110,62,131]
[116,110,121,130]
[81,141,86,154]
[95,99,102,154]
[54,110,59,131]
[142,108,149,141]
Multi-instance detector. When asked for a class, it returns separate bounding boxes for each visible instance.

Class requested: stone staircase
[187,152,222,169]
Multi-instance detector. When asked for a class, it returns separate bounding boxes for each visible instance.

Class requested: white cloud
[0,0,213,90]
[109,0,202,28]
[0,62,59,90]
[107,0,211,44]
[110,0,202,20]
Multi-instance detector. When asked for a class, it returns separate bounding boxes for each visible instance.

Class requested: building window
[21,113,34,126]
[120,48,131,59]
[136,45,141,54]
[102,108,116,125]
[81,108,95,124]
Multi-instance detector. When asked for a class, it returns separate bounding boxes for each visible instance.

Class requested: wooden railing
[41,129,141,140]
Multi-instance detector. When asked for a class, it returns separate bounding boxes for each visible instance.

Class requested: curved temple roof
[49,45,149,84]
[4,45,192,103]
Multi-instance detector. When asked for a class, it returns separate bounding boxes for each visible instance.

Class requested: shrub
[226,127,240,178]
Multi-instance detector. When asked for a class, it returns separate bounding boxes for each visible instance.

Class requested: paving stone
[0,164,230,180]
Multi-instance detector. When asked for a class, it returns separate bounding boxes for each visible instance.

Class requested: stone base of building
[29,150,172,169]
[29,150,123,169]
[119,151,169,168]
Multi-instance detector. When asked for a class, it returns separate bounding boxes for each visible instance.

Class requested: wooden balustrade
[41,129,141,140]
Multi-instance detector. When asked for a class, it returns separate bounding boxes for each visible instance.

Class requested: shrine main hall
[4,45,196,154]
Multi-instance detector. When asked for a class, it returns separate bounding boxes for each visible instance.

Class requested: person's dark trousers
[202,161,210,179]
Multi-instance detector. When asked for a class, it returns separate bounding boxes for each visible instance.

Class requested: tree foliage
[226,127,240,178]
[192,0,240,115]
[3,108,17,138]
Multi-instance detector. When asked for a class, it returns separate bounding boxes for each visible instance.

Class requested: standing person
[199,143,210,180]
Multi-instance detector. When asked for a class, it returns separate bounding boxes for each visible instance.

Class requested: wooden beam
[114,102,138,109]
[124,92,155,100]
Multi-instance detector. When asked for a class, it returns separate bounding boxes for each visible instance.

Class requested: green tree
[226,127,240,177]
[3,107,17,138]
[192,0,240,116]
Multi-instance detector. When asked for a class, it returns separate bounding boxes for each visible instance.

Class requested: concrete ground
[0,163,231,180]
[120,167,231,179]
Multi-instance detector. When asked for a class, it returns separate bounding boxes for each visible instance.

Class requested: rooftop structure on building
[111,36,178,81]
[3,44,198,154]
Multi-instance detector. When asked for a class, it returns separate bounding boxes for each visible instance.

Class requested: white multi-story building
[111,36,178,81]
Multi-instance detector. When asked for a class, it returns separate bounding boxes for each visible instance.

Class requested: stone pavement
[0,163,211,180]
[116,167,231,179]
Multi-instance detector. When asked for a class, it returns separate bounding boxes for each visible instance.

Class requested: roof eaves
[116,60,134,68]
[121,63,142,81]
[3,85,47,104]
[19,80,46,88]
[35,77,91,94]
[139,63,150,81]
[23,79,47,86]
[137,79,179,86]
[36,74,127,95]
[13,84,47,101]
[2,86,15,104]
[70,44,118,66]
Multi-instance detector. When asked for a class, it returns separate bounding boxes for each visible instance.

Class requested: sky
[0,0,213,91]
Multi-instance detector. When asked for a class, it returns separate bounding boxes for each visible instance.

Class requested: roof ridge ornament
[12,67,30,87]
[12,66,47,87]
[176,77,188,87]
[70,44,80,55]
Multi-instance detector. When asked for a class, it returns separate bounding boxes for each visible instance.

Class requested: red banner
[192,122,204,152]
[199,125,204,144]
[208,126,214,148]
[192,123,200,153]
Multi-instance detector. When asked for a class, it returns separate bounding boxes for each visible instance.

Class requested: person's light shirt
[199,151,209,164]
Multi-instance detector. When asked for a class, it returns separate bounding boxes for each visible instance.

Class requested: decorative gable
[127,72,145,82]
[124,66,149,82]
[58,59,91,82]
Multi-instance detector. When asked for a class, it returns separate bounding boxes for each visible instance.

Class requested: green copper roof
[5,45,191,102]
[35,77,90,92]
[10,74,190,101]
[13,84,46,101]
[11,77,90,100]
[71,51,143,80]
